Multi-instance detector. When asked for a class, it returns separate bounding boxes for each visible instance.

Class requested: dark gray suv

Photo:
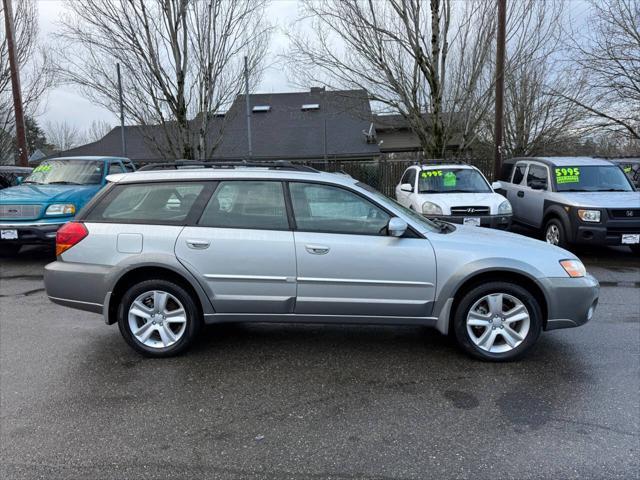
[497,157,640,252]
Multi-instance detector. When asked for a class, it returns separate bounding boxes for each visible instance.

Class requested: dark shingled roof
[54,89,380,163]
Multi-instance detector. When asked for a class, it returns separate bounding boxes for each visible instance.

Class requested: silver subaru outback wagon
[44,164,599,361]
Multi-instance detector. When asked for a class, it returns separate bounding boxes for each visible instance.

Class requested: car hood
[427,224,575,278]
[414,192,506,213]
[557,191,640,208]
[0,184,101,205]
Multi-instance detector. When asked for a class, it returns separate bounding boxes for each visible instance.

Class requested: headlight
[498,200,512,215]
[560,259,586,278]
[45,203,76,216]
[577,209,600,223]
[422,201,443,215]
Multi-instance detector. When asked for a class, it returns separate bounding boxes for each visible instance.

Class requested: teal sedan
[0,156,134,254]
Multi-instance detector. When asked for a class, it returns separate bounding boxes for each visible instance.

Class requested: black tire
[0,244,21,256]
[117,279,201,358]
[543,218,567,248]
[453,281,543,362]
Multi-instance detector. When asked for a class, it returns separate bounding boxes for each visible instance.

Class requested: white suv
[395,164,512,229]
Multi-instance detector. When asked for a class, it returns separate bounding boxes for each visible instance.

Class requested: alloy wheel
[466,293,531,354]
[545,224,560,245]
[128,290,187,349]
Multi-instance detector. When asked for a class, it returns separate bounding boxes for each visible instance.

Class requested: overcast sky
[36,0,591,135]
[37,0,301,132]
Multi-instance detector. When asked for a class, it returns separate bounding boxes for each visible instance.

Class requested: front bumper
[0,220,67,245]
[572,223,640,246]
[541,274,599,330]
[568,208,640,246]
[426,213,512,229]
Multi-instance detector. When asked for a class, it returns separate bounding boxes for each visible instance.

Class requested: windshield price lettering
[555,167,580,184]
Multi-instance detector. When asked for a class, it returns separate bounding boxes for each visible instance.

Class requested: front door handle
[517,191,525,198]
[305,244,330,255]
[186,239,210,250]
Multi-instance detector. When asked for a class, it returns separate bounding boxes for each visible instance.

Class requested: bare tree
[83,119,112,143]
[46,120,82,151]
[0,0,56,164]
[561,0,640,140]
[55,0,271,160]
[287,0,498,157]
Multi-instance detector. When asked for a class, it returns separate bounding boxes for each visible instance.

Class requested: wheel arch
[448,270,548,334]
[105,263,213,325]
[433,263,550,335]
[543,204,573,242]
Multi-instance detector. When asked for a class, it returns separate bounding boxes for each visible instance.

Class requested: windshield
[356,182,440,233]
[554,166,634,192]
[417,168,491,193]
[24,160,104,185]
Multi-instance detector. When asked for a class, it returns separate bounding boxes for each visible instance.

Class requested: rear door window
[512,163,527,184]
[526,164,549,190]
[86,182,206,224]
[198,181,289,230]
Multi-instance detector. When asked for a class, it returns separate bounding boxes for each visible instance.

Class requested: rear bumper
[541,274,599,330]
[44,260,111,314]
[427,214,512,229]
[0,221,66,245]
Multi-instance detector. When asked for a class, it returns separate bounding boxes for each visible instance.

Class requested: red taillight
[56,222,88,256]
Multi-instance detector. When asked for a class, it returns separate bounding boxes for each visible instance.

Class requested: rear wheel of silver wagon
[117,279,201,357]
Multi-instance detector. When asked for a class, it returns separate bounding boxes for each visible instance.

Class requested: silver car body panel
[44,168,599,335]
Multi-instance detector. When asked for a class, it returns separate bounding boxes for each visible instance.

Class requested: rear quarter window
[85,182,206,224]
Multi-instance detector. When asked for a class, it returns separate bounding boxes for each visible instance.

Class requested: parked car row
[395,157,640,254]
[0,155,635,360]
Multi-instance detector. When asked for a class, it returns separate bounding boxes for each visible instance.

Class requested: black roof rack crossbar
[138,159,319,173]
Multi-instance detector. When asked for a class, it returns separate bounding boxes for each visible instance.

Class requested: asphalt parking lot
[1,245,639,480]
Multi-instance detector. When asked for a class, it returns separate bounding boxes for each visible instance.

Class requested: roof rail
[138,159,320,173]
[419,159,469,166]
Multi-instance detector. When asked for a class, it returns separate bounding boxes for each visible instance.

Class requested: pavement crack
[0,288,46,298]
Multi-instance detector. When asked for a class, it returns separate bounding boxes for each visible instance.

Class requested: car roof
[416,163,475,170]
[0,166,32,172]
[46,156,131,162]
[107,167,359,187]
[511,156,615,167]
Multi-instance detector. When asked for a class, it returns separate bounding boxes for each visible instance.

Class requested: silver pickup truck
[496,157,640,253]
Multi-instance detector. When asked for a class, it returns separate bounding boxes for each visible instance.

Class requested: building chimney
[310,86,325,93]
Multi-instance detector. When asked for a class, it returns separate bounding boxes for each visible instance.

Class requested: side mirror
[15,176,23,185]
[491,181,501,190]
[400,183,413,192]
[388,217,408,237]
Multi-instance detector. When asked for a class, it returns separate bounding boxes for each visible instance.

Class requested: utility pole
[244,56,252,160]
[493,0,506,181]
[116,63,127,157]
[3,0,28,166]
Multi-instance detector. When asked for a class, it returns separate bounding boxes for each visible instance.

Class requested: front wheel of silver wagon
[453,282,542,362]
[118,279,201,357]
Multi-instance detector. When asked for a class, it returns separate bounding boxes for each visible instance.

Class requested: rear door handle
[186,239,210,250]
[305,244,330,255]
[517,191,525,197]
